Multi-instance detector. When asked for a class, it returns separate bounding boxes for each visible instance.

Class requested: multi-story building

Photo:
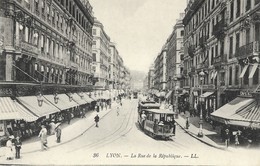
[1,0,94,85]
[165,13,185,105]
[183,0,227,118]
[153,43,167,99]
[109,42,119,89]
[148,64,155,90]
[183,0,260,133]
[92,17,110,89]
[0,0,94,138]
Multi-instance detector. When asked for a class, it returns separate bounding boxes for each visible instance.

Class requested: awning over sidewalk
[71,93,88,105]
[0,97,20,120]
[165,90,173,99]
[44,94,78,110]
[200,92,214,98]
[210,97,260,128]
[0,97,38,121]
[17,96,60,117]
[80,93,94,103]
[15,101,38,122]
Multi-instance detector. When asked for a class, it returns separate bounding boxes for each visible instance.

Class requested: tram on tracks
[137,101,176,139]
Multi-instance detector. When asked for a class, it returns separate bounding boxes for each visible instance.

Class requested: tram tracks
[68,100,137,153]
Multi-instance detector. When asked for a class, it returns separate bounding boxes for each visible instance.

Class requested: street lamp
[37,93,43,107]
[198,70,205,137]
[54,93,59,104]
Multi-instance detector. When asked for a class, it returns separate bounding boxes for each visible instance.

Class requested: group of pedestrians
[5,135,22,160]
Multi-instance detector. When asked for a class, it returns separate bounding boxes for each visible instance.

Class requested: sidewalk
[0,102,117,158]
[175,114,226,150]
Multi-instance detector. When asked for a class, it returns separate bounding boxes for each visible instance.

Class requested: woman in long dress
[6,135,14,160]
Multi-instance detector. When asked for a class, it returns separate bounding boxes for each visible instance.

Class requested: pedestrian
[116,105,120,116]
[234,132,239,147]
[14,136,22,159]
[55,124,62,143]
[224,128,230,148]
[185,117,190,129]
[38,125,48,150]
[94,114,100,127]
[6,135,14,160]
[67,112,71,124]
[141,111,147,130]
[81,108,86,118]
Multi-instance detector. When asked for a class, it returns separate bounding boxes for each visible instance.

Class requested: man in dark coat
[55,125,62,143]
[14,136,22,159]
[94,114,100,127]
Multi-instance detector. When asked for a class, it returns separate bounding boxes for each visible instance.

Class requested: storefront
[0,97,38,144]
[200,91,216,120]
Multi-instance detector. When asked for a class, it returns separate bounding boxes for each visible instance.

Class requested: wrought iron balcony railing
[188,45,195,58]
[235,41,260,60]
[213,54,227,66]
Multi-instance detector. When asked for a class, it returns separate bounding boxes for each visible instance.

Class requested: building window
[235,33,240,53]
[246,28,250,44]
[93,29,96,35]
[35,0,39,12]
[40,35,45,52]
[211,47,214,65]
[92,53,96,62]
[180,30,184,36]
[229,36,233,58]
[41,0,45,13]
[253,68,259,85]
[229,67,233,85]
[235,65,239,85]
[230,1,234,22]
[236,0,240,18]
[255,23,260,41]
[246,0,251,11]
[244,66,249,85]
[93,41,96,48]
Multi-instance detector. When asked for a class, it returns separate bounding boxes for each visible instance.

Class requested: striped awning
[44,94,78,110]
[0,97,38,121]
[17,96,60,117]
[0,97,20,120]
[210,97,260,128]
[15,101,38,122]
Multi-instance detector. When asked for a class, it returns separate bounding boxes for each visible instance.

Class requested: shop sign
[0,121,5,136]
[240,90,251,97]
[20,41,39,55]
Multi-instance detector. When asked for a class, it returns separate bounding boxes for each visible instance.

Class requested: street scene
[1,0,260,165]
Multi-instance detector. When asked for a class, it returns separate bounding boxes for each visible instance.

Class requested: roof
[142,108,176,114]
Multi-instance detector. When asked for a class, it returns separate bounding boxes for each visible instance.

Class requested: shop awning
[15,101,38,122]
[211,97,258,127]
[79,93,93,103]
[165,90,173,99]
[239,65,249,78]
[17,96,60,117]
[0,97,38,121]
[0,97,20,120]
[44,94,78,110]
[248,63,258,79]
[71,93,88,105]
[200,92,214,98]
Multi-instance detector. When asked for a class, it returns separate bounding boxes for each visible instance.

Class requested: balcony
[202,84,215,90]
[235,41,260,60]
[213,54,227,67]
[196,63,208,70]
[188,45,195,58]
[212,19,227,39]
[183,69,187,75]
[199,36,208,50]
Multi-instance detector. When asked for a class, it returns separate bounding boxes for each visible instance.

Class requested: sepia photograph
[0,0,260,165]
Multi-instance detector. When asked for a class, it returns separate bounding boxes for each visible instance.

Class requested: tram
[138,108,176,139]
[137,100,160,113]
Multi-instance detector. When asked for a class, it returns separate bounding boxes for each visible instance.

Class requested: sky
[89,0,187,73]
